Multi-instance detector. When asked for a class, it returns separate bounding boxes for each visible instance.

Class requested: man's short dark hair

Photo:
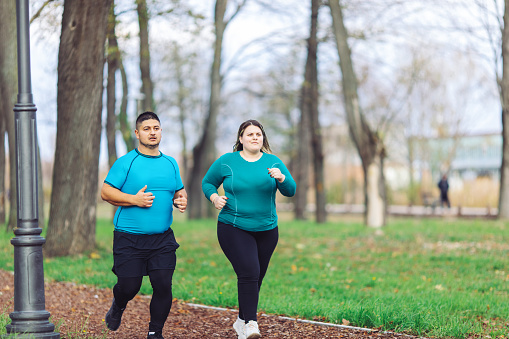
[136,111,160,130]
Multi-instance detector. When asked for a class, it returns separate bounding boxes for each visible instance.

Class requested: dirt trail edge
[0,270,425,338]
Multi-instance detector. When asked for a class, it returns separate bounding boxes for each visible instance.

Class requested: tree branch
[225,0,247,26]
[30,0,56,24]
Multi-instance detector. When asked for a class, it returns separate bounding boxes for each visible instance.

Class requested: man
[438,174,450,208]
[101,111,187,339]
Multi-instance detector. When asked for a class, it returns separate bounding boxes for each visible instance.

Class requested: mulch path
[0,269,425,338]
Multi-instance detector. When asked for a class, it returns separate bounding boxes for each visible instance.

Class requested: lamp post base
[3,331,60,339]
[3,333,60,339]
[4,310,60,338]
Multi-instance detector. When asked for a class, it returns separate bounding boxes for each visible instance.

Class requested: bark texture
[0,1,18,230]
[295,87,311,219]
[136,0,154,112]
[106,2,118,168]
[499,0,509,219]
[329,0,386,227]
[118,61,133,151]
[308,0,326,223]
[45,0,112,256]
[295,0,322,221]
[0,114,5,224]
[173,47,189,177]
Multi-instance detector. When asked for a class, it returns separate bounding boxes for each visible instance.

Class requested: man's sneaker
[105,299,125,331]
[245,320,261,339]
[233,317,246,339]
[147,331,164,339]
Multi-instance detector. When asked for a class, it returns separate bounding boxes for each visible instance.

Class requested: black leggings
[113,269,174,332]
[217,221,278,322]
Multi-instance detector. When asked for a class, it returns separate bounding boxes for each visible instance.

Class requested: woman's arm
[273,160,296,197]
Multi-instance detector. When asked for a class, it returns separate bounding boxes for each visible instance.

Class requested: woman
[202,119,296,339]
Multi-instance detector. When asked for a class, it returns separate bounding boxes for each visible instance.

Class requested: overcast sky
[27,0,502,163]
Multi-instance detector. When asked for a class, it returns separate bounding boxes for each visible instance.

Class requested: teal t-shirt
[202,152,296,231]
[105,149,184,235]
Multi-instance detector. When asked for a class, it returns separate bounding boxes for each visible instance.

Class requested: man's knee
[115,277,143,297]
[149,270,174,295]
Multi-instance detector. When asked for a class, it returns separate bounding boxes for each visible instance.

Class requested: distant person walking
[202,119,296,339]
[438,174,451,208]
[101,111,187,339]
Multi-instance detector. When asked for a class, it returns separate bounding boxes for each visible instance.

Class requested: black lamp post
[3,0,59,338]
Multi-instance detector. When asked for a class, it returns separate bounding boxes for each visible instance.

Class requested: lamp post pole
[3,0,59,338]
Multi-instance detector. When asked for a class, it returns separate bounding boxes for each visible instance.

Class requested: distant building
[450,133,501,180]
[321,124,501,206]
[427,133,501,180]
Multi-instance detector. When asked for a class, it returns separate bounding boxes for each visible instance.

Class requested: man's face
[135,119,161,149]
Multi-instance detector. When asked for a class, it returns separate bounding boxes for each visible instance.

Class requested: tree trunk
[295,1,320,221]
[307,0,326,223]
[0,0,18,230]
[106,2,118,168]
[136,0,154,112]
[173,46,189,178]
[499,0,509,219]
[187,0,227,219]
[364,155,385,226]
[0,121,5,224]
[118,61,134,151]
[295,107,310,220]
[329,0,386,227]
[45,0,112,256]
[407,136,416,205]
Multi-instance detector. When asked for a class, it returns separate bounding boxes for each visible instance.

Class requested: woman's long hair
[233,119,272,153]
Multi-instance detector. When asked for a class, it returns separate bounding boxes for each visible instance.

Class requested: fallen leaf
[89,252,101,259]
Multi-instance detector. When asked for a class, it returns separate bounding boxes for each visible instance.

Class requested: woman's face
[239,125,263,153]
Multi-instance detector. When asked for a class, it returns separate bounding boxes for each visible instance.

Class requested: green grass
[1,216,509,338]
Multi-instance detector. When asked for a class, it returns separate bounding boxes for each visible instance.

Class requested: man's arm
[101,183,155,207]
[173,188,187,213]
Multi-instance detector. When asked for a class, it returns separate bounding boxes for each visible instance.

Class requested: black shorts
[112,227,180,278]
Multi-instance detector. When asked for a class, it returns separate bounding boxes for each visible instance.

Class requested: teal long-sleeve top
[202,151,296,231]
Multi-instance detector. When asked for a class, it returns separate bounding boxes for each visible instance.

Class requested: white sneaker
[245,320,261,339]
[233,317,246,339]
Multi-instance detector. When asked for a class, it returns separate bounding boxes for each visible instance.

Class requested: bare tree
[435,0,506,215]
[114,5,133,152]
[137,0,154,112]
[0,109,5,224]
[295,76,312,219]
[329,0,386,227]
[235,45,302,172]
[105,0,134,161]
[500,0,509,218]
[118,60,134,151]
[295,0,326,222]
[106,1,119,168]
[307,0,326,223]
[45,0,112,256]
[157,41,206,178]
[187,0,247,219]
[0,0,17,229]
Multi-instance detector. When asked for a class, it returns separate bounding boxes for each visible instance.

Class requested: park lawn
[1,216,508,338]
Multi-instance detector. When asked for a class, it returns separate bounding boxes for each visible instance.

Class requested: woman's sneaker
[233,317,246,339]
[245,321,261,339]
